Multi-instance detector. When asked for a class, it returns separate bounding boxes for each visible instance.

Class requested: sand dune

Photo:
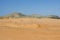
[0,18,60,40]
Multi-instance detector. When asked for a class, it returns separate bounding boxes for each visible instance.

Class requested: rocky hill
[3,12,26,18]
[0,12,60,19]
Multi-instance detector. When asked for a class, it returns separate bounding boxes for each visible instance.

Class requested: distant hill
[30,14,42,18]
[0,12,60,19]
[3,12,26,18]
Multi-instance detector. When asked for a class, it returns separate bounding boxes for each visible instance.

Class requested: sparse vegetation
[46,15,60,19]
[0,12,60,19]
[0,17,4,19]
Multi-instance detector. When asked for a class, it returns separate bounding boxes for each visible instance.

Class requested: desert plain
[0,18,60,40]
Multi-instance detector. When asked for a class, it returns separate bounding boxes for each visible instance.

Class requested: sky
[0,0,60,16]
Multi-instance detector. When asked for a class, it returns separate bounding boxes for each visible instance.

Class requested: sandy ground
[0,18,60,40]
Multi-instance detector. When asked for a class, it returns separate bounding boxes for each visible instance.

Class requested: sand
[0,18,60,40]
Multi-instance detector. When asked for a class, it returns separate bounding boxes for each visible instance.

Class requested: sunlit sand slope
[0,18,60,40]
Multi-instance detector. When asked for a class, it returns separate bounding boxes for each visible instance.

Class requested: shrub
[0,17,4,19]
[47,15,60,19]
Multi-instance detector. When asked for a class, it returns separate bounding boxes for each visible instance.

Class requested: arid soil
[0,18,60,40]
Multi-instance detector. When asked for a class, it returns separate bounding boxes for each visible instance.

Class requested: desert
[1,0,60,40]
[0,18,60,40]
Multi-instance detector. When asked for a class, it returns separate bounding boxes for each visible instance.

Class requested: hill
[0,12,60,19]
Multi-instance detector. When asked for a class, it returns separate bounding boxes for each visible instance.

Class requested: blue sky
[0,0,60,16]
